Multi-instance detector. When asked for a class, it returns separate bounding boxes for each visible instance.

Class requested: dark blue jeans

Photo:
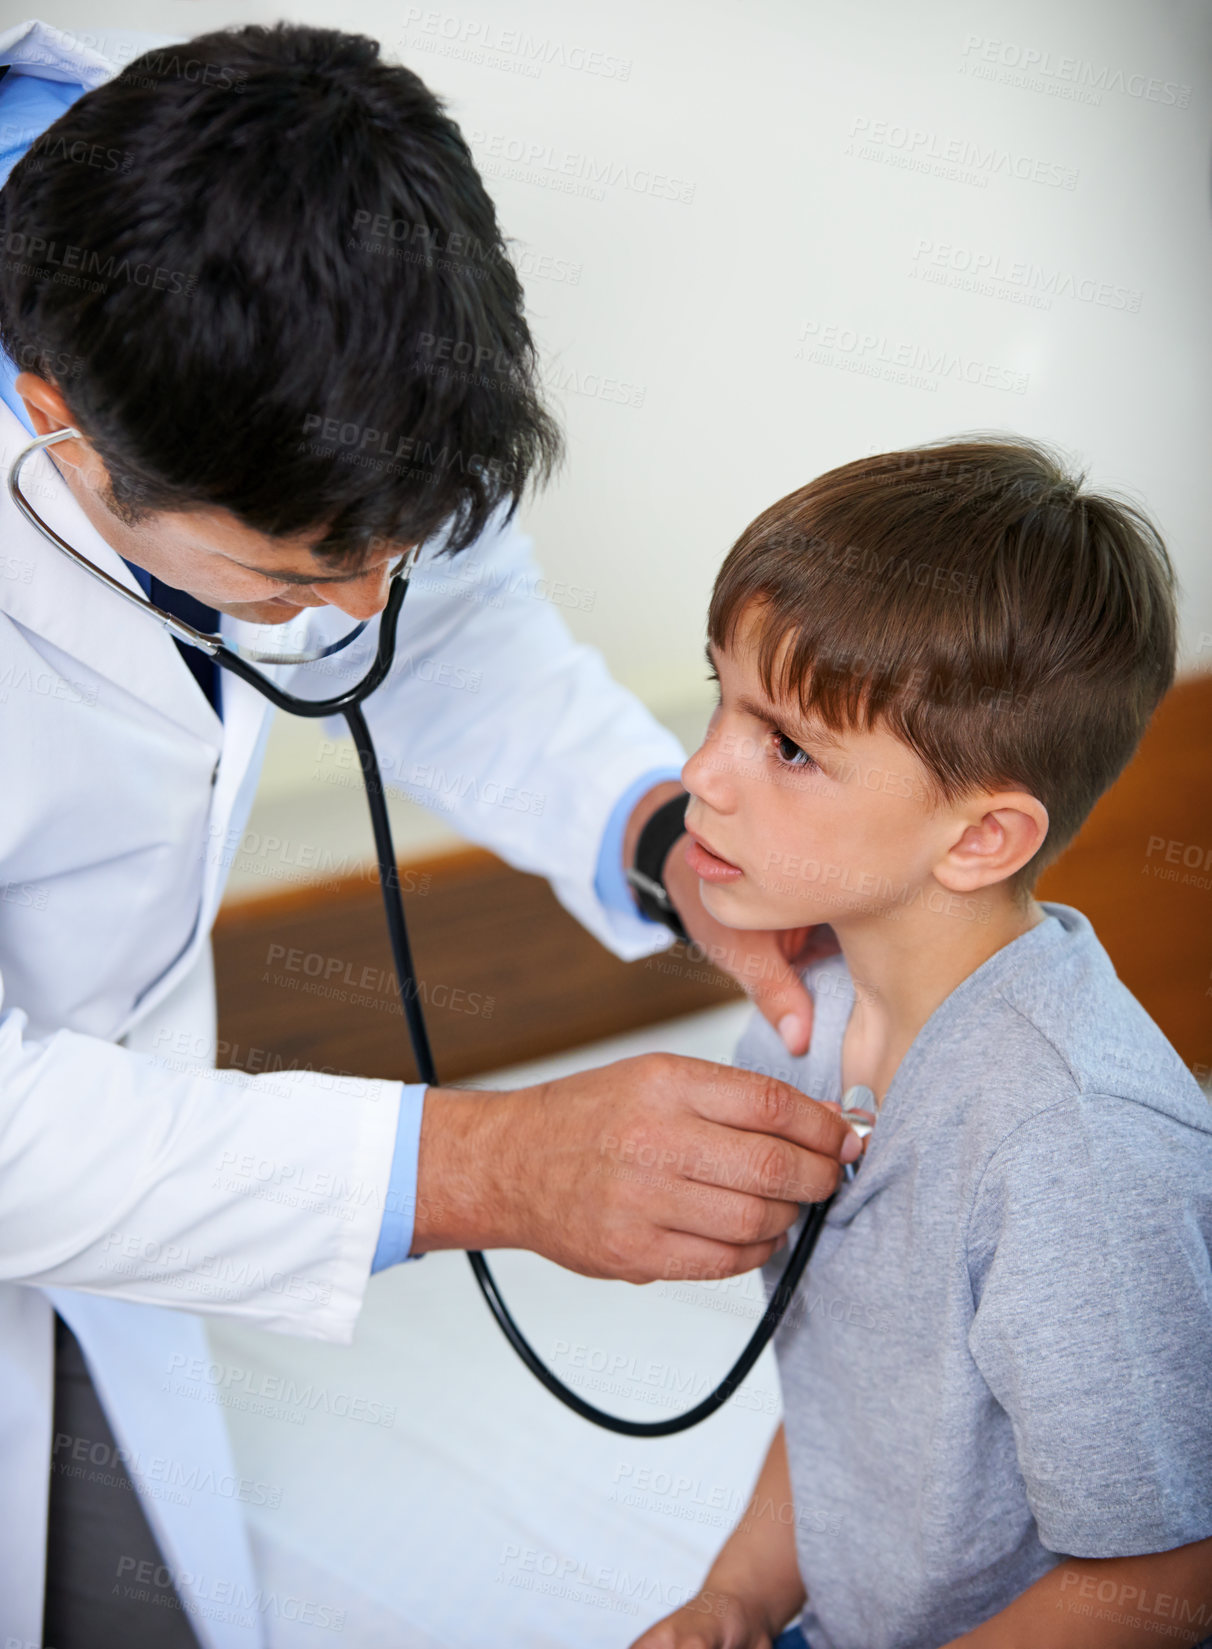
[773,1628,810,1648]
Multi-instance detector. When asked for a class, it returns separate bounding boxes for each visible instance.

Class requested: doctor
[0,19,855,1646]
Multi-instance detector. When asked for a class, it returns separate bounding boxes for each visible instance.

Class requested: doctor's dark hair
[708,435,1178,895]
[0,24,561,559]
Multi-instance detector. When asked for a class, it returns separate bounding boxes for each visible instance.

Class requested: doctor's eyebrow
[229,559,377,585]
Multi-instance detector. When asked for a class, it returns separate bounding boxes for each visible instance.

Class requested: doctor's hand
[411,1055,862,1282]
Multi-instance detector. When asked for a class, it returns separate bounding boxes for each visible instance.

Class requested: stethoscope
[9,423,874,1436]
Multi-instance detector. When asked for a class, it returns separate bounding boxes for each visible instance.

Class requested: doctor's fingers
[665,1054,861,1167]
[738,926,822,1059]
[654,1179,803,1250]
[646,1229,789,1287]
[679,1119,842,1207]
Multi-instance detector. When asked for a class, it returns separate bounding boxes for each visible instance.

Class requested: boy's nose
[681,715,734,809]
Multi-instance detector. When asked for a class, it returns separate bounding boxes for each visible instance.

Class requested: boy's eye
[772,730,818,770]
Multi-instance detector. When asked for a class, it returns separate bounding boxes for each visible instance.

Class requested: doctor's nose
[314,562,393,620]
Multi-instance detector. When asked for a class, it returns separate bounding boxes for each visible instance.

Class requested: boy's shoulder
[951,908,1212,1283]
[938,902,1208,1144]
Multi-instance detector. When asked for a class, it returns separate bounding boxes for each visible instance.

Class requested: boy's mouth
[683,827,744,883]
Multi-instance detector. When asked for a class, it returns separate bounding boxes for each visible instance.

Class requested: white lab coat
[0,174,685,1644]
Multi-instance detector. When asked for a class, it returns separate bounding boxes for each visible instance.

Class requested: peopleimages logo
[166,1352,397,1428]
[6,124,133,172]
[468,128,695,204]
[0,230,196,294]
[959,34,1191,108]
[845,115,1078,191]
[113,1556,345,1631]
[401,9,632,80]
[909,237,1143,313]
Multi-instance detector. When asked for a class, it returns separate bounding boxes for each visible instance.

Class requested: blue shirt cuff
[593,766,685,920]
[370,1083,427,1272]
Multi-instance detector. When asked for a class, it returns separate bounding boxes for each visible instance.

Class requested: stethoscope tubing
[343,697,834,1435]
[12,422,831,1435]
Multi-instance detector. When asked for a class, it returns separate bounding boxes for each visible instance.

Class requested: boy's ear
[933,788,1049,893]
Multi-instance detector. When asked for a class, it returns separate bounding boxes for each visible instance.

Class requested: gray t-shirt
[734,902,1212,1649]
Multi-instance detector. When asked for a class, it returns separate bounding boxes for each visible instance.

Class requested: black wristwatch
[625,792,691,943]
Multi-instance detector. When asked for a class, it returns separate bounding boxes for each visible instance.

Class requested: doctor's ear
[12,371,93,466]
[932,787,1049,894]
[13,371,111,495]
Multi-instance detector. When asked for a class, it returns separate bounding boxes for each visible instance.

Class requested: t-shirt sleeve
[965,1094,1212,1557]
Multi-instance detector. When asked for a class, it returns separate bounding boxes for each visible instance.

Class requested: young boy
[630,436,1212,1649]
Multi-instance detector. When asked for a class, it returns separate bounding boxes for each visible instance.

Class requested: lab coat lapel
[107,665,274,1043]
[0,405,223,745]
[189,662,273,986]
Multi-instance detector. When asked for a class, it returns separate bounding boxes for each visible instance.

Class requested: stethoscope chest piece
[840,1083,877,1182]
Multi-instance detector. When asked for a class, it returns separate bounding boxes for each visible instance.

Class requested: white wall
[31,0,1212,873]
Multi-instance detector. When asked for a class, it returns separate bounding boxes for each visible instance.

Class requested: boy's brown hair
[707,434,1178,894]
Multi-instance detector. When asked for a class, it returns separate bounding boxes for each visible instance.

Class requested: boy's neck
[835,890,1048,1106]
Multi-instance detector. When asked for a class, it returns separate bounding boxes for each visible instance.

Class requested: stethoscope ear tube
[8,425,419,671]
[344,689,834,1432]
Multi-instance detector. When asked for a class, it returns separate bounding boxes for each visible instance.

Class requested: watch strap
[625,792,690,941]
